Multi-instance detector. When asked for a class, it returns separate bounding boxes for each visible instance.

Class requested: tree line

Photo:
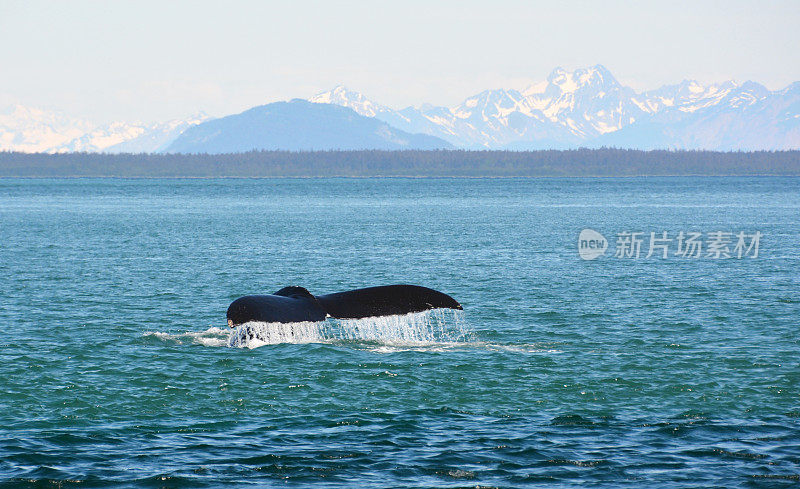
[0,148,798,177]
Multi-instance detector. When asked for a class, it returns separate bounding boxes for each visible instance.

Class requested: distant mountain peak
[164,99,451,153]
[547,67,578,92]
[308,84,355,103]
[0,103,95,153]
[3,65,798,154]
[781,81,800,94]
[546,64,620,93]
[309,85,390,118]
[523,80,549,96]
[0,102,212,154]
[297,65,798,150]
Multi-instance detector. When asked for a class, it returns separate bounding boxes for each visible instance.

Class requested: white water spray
[227,309,470,349]
[145,313,559,354]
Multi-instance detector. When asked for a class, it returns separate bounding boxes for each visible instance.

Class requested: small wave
[355,341,561,354]
[478,342,562,354]
[144,327,229,347]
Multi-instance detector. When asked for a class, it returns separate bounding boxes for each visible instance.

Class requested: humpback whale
[227,285,462,327]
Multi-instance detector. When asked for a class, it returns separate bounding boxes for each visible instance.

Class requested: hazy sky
[1,0,798,124]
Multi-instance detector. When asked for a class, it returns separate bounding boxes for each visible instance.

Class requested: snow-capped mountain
[309,65,800,150]
[598,81,800,150]
[51,121,150,153]
[0,104,94,153]
[523,65,646,137]
[309,85,394,118]
[310,66,649,148]
[3,65,798,153]
[104,113,211,153]
[0,105,210,153]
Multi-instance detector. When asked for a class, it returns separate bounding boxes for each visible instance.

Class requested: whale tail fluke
[227,284,462,326]
[317,284,462,320]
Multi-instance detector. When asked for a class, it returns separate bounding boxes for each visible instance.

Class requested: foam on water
[227,309,471,349]
[144,326,229,347]
[145,313,560,354]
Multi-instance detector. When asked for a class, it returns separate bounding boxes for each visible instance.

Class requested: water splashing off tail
[227,309,469,349]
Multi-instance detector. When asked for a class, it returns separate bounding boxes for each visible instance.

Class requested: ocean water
[1,177,799,488]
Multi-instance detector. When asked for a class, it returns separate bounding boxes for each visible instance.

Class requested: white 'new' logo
[578,229,607,260]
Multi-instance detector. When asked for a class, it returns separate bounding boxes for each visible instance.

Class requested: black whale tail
[227,284,462,326]
[317,285,462,320]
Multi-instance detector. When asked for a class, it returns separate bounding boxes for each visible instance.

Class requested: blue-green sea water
[1,177,799,487]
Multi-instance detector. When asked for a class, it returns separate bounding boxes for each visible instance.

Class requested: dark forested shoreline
[1,149,799,177]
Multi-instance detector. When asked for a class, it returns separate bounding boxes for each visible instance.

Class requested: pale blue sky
[1,0,798,124]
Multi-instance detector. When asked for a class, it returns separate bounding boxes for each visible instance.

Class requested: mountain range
[164,100,450,152]
[308,66,800,150]
[2,65,798,153]
[0,104,210,153]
